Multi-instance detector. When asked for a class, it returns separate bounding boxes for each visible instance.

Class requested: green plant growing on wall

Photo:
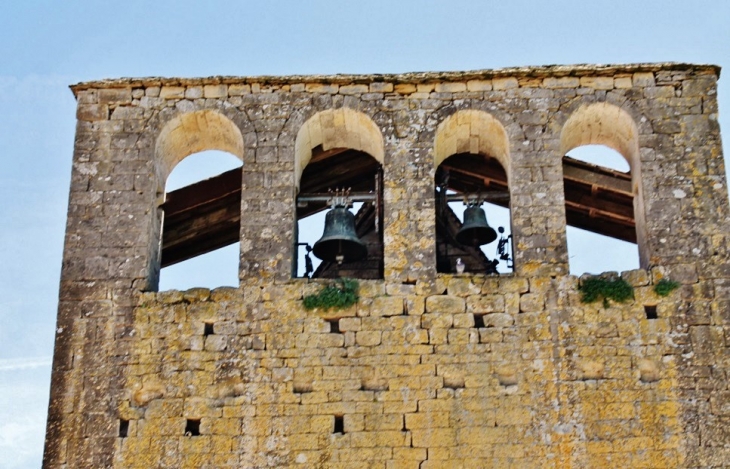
[654,278,680,297]
[579,276,634,308]
[303,278,359,311]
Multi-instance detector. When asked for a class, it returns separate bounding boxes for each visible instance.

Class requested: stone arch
[433,109,511,176]
[432,110,514,274]
[294,108,384,189]
[559,102,649,268]
[560,102,639,172]
[155,110,244,184]
[152,110,245,290]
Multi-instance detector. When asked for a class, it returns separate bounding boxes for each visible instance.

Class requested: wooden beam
[309,146,349,164]
[563,157,632,195]
[562,156,636,241]
[160,168,242,267]
[563,184,634,220]
[565,207,637,243]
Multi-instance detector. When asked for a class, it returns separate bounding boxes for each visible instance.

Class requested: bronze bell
[313,206,368,264]
[456,204,497,247]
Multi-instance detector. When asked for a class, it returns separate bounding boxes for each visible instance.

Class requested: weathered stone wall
[44,63,730,468]
[119,273,689,468]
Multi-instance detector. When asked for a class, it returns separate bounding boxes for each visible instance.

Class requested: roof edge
[69,62,721,97]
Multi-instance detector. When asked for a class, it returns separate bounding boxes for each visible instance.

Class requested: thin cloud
[0,357,52,372]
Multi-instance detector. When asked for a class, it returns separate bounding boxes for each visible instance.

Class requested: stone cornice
[70,62,721,96]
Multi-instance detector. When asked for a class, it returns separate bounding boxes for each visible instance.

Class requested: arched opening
[154,111,244,290]
[158,151,242,290]
[294,109,384,279]
[560,103,645,274]
[433,110,513,275]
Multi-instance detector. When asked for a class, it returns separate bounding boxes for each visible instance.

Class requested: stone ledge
[70,62,721,96]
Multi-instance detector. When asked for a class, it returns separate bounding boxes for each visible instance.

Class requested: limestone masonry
[45,63,730,468]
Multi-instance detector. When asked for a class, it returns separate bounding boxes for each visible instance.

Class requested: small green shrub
[303,278,359,311]
[654,278,680,297]
[579,276,634,308]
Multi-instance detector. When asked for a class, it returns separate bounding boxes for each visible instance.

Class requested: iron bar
[445,192,510,203]
[297,192,377,204]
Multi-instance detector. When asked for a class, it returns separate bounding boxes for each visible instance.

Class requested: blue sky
[0,1,728,467]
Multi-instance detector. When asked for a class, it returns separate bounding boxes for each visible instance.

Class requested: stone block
[393,447,427,461]
[518,293,543,313]
[411,428,456,447]
[446,329,471,344]
[371,296,405,316]
[497,277,529,293]
[682,76,716,97]
[579,360,604,380]
[132,382,165,407]
[110,106,144,120]
[356,331,382,346]
[405,412,449,429]
[543,77,579,89]
[633,72,656,87]
[183,288,211,302]
[77,90,98,104]
[638,359,660,382]
[203,84,227,98]
[159,86,185,99]
[77,104,108,121]
[466,79,492,91]
[425,295,465,314]
[447,277,480,297]
[204,335,228,351]
[434,82,466,93]
[305,83,339,93]
[467,295,505,314]
[228,84,251,95]
[157,290,184,304]
[483,312,514,328]
[184,86,203,99]
[492,77,519,90]
[614,76,633,88]
[370,82,393,92]
[339,84,368,95]
[452,313,474,329]
[580,76,614,90]
[394,83,416,94]
[98,88,132,104]
[421,313,453,329]
[494,365,518,386]
[654,112,687,138]
[339,317,360,331]
[365,413,402,431]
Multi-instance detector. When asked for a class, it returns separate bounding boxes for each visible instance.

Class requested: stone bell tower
[45,63,730,468]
